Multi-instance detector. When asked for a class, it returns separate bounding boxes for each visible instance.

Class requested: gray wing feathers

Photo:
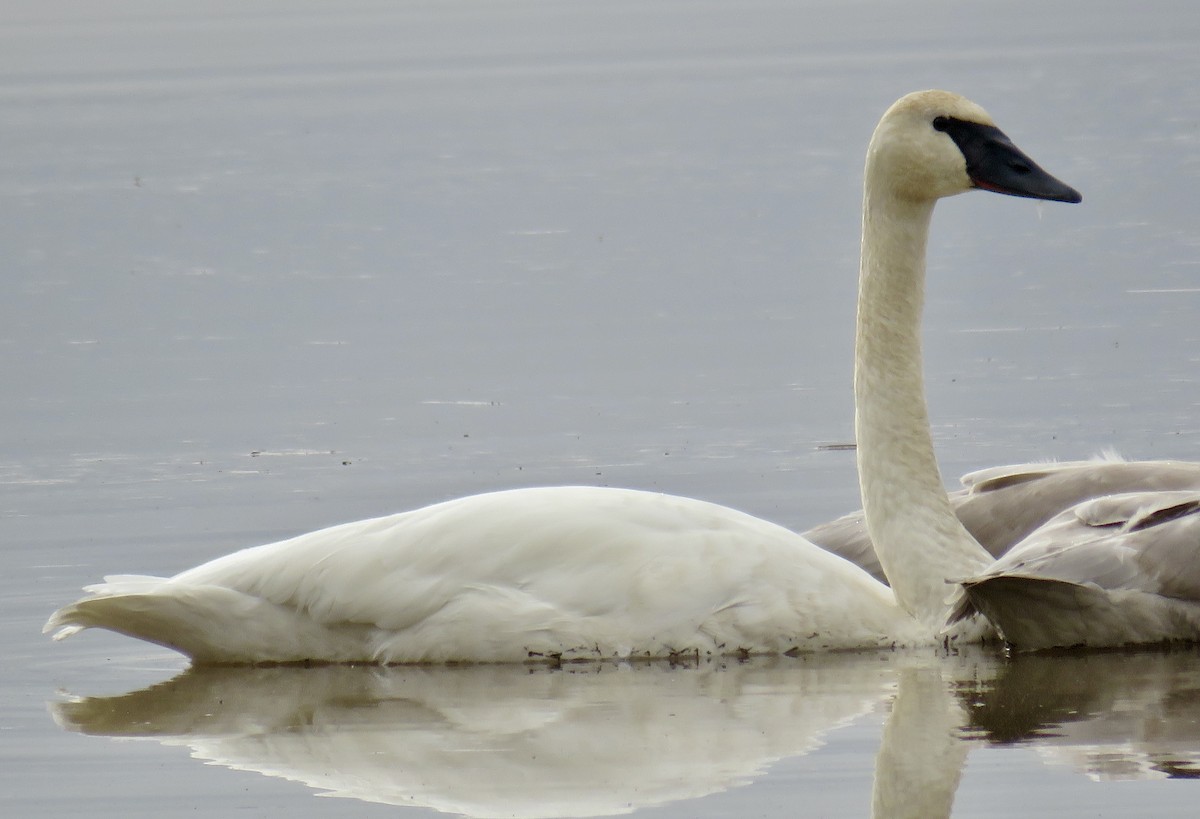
[954,488,1200,649]
[806,458,1200,584]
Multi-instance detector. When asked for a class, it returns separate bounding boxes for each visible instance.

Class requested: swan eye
[932,116,950,132]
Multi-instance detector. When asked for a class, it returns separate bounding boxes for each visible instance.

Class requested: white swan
[44,90,1082,664]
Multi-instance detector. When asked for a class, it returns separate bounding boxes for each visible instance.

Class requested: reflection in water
[48,649,1200,817]
[962,649,1200,780]
[50,654,908,817]
[873,665,972,819]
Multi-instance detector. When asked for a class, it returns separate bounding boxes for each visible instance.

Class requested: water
[4,0,1200,815]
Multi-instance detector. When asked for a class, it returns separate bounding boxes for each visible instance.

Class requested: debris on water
[816,442,857,451]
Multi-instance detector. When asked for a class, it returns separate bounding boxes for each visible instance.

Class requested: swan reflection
[51,654,907,817]
[49,649,1200,817]
[963,649,1200,780]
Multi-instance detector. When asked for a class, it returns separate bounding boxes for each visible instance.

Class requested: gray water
[4,0,1200,816]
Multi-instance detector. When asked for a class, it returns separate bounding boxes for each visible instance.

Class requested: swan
[44,89,1082,664]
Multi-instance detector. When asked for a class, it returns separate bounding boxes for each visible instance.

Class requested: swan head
[866,90,1081,204]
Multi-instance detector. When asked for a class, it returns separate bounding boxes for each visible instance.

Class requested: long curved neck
[854,185,991,624]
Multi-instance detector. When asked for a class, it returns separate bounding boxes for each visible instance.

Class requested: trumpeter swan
[45,90,1083,664]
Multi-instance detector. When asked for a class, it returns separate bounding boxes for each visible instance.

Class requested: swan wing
[956,458,1200,556]
[799,510,882,580]
[952,490,1200,649]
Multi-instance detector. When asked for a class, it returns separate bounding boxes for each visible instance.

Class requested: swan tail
[44,575,240,659]
[44,575,170,639]
[955,575,1200,651]
[44,576,369,664]
[951,576,1106,650]
[943,587,978,627]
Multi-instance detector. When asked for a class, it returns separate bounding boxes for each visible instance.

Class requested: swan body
[806,457,1200,584]
[46,488,922,663]
[46,89,1084,664]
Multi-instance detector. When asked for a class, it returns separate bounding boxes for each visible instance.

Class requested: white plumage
[48,488,917,662]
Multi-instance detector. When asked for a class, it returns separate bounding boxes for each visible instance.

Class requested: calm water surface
[3,0,1200,816]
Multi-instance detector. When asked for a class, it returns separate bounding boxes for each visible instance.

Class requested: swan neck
[855,186,991,623]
